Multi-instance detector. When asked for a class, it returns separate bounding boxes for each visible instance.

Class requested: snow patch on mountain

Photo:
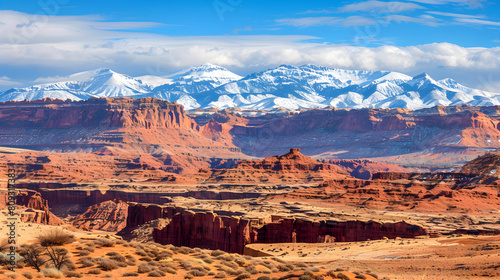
[2,64,500,111]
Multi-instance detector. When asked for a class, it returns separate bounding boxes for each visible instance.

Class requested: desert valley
[1,0,500,278]
[0,95,498,279]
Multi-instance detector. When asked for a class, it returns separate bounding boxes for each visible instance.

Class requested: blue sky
[0,0,499,91]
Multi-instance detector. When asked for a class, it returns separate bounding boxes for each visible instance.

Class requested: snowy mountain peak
[93,68,115,75]
[412,73,433,81]
[167,64,242,82]
[2,64,500,111]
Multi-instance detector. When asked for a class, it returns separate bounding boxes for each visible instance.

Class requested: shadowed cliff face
[152,211,427,254]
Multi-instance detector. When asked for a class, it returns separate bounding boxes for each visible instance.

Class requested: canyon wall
[0,189,63,225]
[0,97,199,130]
[152,211,427,254]
[72,200,129,231]
[16,183,261,208]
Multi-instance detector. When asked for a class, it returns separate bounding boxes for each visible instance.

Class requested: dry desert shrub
[64,271,82,278]
[139,256,152,262]
[78,249,90,256]
[135,249,147,256]
[217,253,236,262]
[129,241,142,249]
[82,245,95,252]
[97,257,119,271]
[106,252,126,263]
[160,266,177,274]
[220,260,238,270]
[42,268,63,279]
[278,264,292,272]
[201,256,214,264]
[211,250,225,257]
[154,250,173,260]
[148,271,166,277]
[306,267,319,273]
[0,238,9,252]
[214,271,227,278]
[125,255,137,266]
[138,263,153,273]
[93,238,115,248]
[62,259,77,270]
[234,272,251,280]
[355,275,367,280]
[189,269,207,277]
[245,265,259,274]
[123,272,139,277]
[87,268,101,274]
[176,246,195,255]
[5,272,18,279]
[337,272,350,280]
[21,271,33,279]
[115,239,126,245]
[78,257,95,268]
[37,229,74,247]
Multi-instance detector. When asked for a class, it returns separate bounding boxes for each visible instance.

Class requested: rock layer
[72,199,129,231]
[152,211,427,254]
[0,189,63,225]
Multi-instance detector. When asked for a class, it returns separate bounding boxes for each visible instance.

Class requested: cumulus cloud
[1,10,500,91]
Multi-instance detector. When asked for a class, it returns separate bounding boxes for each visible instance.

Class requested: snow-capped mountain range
[1,63,499,111]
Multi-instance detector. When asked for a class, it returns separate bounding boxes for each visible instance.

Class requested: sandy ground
[246,235,500,280]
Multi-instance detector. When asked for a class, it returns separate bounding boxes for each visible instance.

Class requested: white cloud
[409,0,486,8]
[386,14,441,26]
[0,76,21,87]
[1,10,500,91]
[277,14,440,28]
[341,16,381,27]
[276,17,339,27]
[427,11,486,19]
[455,18,500,26]
[299,9,335,15]
[339,1,425,13]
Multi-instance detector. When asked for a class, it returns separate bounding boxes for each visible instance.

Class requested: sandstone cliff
[0,189,63,225]
[152,211,427,254]
[206,148,349,184]
[72,199,129,231]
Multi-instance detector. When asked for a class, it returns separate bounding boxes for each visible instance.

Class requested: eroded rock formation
[0,189,63,225]
[152,211,427,254]
[206,148,349,183]
[72,199,129,231]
